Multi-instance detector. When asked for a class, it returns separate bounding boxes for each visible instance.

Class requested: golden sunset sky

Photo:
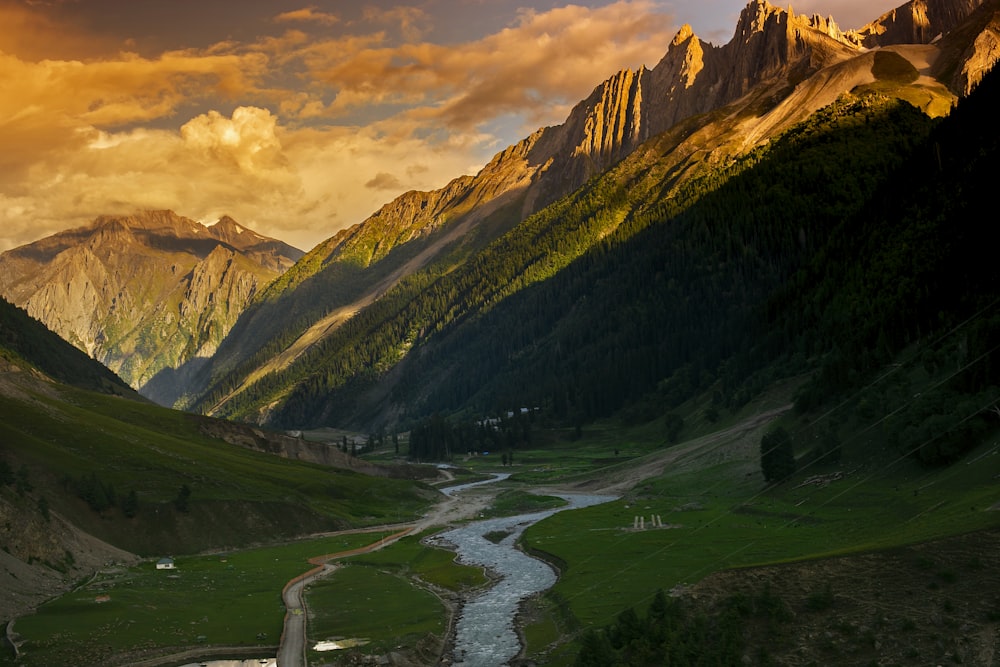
[0,0,902,253]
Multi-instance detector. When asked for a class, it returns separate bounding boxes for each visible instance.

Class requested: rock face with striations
[0,210,303,398]
[311,0,992,273]
[857,0,988,46]
[186,0,998,421]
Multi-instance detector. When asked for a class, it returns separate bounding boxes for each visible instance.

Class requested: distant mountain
[0,210,303,401]
[186,0,998,428]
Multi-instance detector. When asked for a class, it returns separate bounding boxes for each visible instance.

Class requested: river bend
[434,492,614,666]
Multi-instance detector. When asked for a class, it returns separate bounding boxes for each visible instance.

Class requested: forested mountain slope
[186,0,998,424]
[213,91,938,429]
[193,2,996,434]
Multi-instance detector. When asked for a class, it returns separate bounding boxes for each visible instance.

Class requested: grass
[0,384,434,555]
[855,50,954,118]
[304,531,487,662]
[7,532,387,667]
[345,532,487,592]
[306,566,443,659]
[518,435,1000,664]
[479,489,567,518]
[450,426,664,485]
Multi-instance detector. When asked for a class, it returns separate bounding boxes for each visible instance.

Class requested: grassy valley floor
[4,402,998,666]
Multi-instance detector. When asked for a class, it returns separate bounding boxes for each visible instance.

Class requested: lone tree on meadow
[760,427,796,484]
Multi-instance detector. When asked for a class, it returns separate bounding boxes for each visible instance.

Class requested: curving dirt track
[275,479,503,667]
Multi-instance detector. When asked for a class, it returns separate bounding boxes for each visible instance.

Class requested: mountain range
[0,211,302,399]
[0,0,997,431]
[2,0,999,663]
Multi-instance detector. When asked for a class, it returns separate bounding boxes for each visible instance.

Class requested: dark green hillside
[204,90,941,431]
[516,65,1000,665]
[297,63,997,440]
[0,297,135,396]
[395,95,941,425]
[191,63,998,451]
[185,189,524,413]
[0,377,433,556]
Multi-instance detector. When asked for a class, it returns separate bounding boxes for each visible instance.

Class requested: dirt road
[275,479,502,667]
[274,408,793,666]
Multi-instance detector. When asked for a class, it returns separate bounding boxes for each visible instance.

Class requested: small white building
[155,557,175,570]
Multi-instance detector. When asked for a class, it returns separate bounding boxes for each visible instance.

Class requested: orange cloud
[361,6,431,42]
[301,0,673,131]
[0,105,484,253]
[0,49,268,133]
[0,1,676,254]
[0,3,116,60]
[365,172,404,190]
[275,6,340,27]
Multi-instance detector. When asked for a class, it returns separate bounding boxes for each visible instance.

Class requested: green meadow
[517,436,1000,664]
[305,532,487,663]
[0,384,435,555]
[6,531,387,667]
[4,371,998,666]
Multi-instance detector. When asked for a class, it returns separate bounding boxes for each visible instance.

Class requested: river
[433,486,615,667]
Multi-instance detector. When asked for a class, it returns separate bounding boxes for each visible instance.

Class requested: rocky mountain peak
[210,215,250,237]
[208,215,266,248]
[734,0,786,40]
[92,209,199,236]
[0,210,303,395]
[857,0,987,46]
[86,216,136,250]
[672,23,696,47]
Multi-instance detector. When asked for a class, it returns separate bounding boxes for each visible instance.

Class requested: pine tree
[760,427,795,483]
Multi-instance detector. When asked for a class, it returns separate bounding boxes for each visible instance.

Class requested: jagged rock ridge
[0,210,303,397]
[188,0,997,422]
[253,0,994,284]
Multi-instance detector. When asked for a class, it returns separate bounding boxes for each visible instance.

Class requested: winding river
[434,482,615,667]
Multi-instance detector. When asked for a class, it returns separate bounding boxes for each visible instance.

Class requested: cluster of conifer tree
[574,585,796,666]
[407,410,532,461]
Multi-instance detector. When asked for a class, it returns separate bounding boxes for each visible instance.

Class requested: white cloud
[180,107,286,172]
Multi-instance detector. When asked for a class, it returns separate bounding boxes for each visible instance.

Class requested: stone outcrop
[0,210,303,395]
[932,0,1000,94]
[957,9,1000,92]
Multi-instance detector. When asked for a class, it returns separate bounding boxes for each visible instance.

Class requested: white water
[435,492,615,667]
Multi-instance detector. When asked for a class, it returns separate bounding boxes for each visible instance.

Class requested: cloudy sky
[0,0,902,253]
